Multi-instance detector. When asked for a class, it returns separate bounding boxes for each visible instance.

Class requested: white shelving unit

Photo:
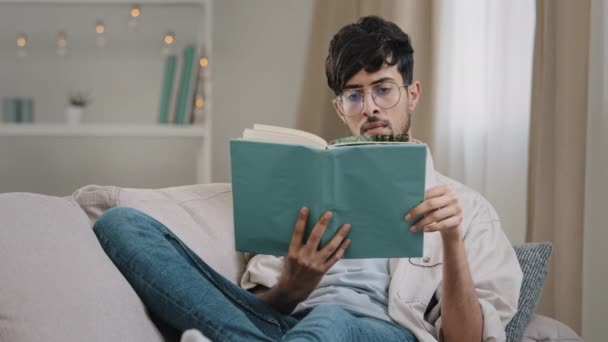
[0,0,213,196]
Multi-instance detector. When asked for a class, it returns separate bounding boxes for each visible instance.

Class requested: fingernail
[405,214,412,220]
[301,207,308,214]
[424,228,431,232]
[325,211,333,219]
[410,226,416,232]
[344,224,352,230]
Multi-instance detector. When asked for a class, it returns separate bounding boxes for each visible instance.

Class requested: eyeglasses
[334,81,409,117]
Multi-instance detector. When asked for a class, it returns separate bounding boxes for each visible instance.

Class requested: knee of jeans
[93,206,143,242]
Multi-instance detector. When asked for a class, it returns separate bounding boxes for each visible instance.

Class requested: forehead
[344,64,403,88]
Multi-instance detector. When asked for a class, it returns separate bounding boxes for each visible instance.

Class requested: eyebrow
[343,77,395,90]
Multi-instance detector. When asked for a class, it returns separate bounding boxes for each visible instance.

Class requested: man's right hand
[253,207,351,314]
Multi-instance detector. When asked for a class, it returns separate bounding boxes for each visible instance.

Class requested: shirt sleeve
[436,200,523,341]
[240,254,284,290]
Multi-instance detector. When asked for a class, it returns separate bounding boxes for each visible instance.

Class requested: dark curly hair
[325,16,414,95]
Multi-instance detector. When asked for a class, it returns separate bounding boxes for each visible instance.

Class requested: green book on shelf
[158,55,177,124]
[173,45,197,124]
[2,97,19,123]
[230,124,426,259]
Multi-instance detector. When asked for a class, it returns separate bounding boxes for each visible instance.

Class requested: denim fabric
[93,206,416,342]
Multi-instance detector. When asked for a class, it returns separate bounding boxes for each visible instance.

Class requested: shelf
[0,123,207,137]
[0,1,208,5]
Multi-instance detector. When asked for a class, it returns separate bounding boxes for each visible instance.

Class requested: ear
[407,81,422,113]
[332,99,347,124]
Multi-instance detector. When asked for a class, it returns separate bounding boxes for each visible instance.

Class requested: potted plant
[65,91,91,125]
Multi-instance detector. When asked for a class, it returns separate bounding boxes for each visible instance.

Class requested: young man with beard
[93,16,522,342]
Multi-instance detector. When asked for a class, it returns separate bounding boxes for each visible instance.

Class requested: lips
[362,121,388,134]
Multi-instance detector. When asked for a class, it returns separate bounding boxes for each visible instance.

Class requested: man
[94,16,522,342]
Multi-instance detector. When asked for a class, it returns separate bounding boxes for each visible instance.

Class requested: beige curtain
[296,0,435,146]
[527,0,591,334]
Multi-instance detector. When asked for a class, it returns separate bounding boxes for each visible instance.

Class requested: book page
[242,129,327,149]
[251,124,328,148]
[328,141,415,148]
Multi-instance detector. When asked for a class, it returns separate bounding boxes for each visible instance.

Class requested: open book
[231,124,426,258]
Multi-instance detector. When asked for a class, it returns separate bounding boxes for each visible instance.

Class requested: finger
[319,224,351,260]
[323,238,351,270]
[405,193,456,221]
[304,211,332,252]
[288,207,309,254]
[425,185,450,199]
[422,215,463,233]
[410,205,461,232]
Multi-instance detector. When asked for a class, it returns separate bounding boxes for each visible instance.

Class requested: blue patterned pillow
[505,242,552,342]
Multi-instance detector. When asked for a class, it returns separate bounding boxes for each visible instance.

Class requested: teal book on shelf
[20,98,34,122]
[230,125,427,259]
[158,55,177,124]
[2,97,19,123]
[173,45,197,125]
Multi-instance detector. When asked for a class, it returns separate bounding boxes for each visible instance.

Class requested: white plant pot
[65,106,84,125]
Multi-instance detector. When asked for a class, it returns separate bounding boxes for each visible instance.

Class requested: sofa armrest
[522,314,582,342]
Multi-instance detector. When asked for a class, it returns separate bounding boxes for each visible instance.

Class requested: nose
[361,91,381,117]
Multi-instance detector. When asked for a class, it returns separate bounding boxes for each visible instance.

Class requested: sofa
[0,183,582,342]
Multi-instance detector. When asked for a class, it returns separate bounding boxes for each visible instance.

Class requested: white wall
[210,0,314,181]
[582,0,607,340]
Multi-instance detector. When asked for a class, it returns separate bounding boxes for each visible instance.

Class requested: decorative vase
[65,106,84,125]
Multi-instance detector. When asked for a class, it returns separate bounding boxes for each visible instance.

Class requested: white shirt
[294,258,392,321]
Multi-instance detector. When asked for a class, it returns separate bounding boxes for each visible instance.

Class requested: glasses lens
[338,90,364,116]
[372,82,400,109]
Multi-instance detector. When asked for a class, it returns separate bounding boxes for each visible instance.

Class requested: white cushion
[72,183,247,284]
[522,314,582,341]
[0,193,164,342]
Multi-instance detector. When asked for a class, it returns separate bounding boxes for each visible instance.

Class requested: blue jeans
[93,207,417,342]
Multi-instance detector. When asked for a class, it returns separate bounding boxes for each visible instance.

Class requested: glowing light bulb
[195,97,205,109]
[57,31,67,56]
[128,5,142,30]
[130,5,141,18]
[164,33,175,45]
[96,21,105,34]
[17,34,27,48]
[199,57,209,68]
[16,34,28,59]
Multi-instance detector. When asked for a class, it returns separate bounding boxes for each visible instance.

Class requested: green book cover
[173,45,196,124]
[158,55,176,124]
[230,140,426,258]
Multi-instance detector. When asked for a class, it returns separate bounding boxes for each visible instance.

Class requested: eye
[374,86,392,96]
[345,92,363,103]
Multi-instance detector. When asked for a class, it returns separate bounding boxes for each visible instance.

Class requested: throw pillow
[505,242,552,342]
[72,183,247,284]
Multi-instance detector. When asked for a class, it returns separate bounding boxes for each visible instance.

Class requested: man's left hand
[405,184,463,239]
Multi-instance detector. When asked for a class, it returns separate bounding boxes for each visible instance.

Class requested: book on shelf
[2,97,19,123]
[2,97,34,123]
[158,55,177,124]
[230,124,426,258]
[173,44,198,125]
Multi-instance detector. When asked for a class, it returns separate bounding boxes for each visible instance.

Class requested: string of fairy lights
[14,4,186,59]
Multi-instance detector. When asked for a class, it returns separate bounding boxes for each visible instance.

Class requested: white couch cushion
[0,193,164,342]
[72,183,246,284]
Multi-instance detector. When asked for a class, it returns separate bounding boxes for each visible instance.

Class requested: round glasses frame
[333,81,410,117]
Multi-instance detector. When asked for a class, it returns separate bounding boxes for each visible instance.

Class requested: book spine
[158,55,177,124]
[173,45,196,125]
[2,97,18,123]
[21,98,34,123]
